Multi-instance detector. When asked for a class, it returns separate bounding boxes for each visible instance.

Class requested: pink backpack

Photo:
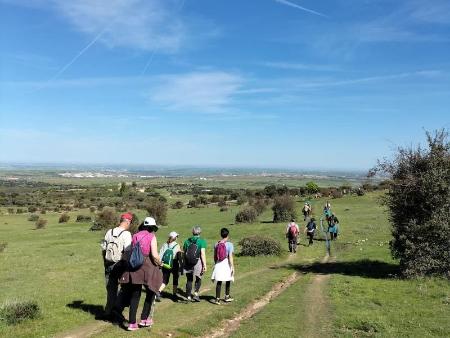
[214,241,227,262]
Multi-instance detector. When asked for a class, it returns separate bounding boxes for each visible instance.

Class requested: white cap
[169,231,179,239]
[143,216,158,227]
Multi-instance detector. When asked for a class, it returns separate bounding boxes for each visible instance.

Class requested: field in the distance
[0,192,448,337]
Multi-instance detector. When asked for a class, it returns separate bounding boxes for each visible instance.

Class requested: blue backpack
[129,238,144,270]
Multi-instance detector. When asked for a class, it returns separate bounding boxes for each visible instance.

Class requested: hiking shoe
[139,318,153,327]
[224,295,234,302]
[212,298,221,305]
[187,296,192,302]
[155,292,161,302]
[127,323,139,331]
[192,294,200,302]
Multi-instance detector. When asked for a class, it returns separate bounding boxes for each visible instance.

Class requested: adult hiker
[183,225,207,302]
[101,212,133,319]
[157,231,181,302]
[119,217,163,331]
[302,203,311,221]
[324,204,333,226]
[211,227,235,305]
[285,219,300,253]
[328,214,339,240]
[305,217,317,246]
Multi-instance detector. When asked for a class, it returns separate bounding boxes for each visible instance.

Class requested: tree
[371,129,450,277]
[145,198,168,226]
[305,182,319,194]
[272,195,297,223]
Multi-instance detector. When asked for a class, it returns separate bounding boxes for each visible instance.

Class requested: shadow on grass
[288,259,400,279]
[66,300,104,319]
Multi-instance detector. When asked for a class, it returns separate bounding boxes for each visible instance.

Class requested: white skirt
[211,258,234,282]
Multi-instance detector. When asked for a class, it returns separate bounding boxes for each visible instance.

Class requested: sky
[0,0,449,170]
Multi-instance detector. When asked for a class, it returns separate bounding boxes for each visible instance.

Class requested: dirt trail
[302,255,332,338]
[55,254,300,338]
[202,254,328,338]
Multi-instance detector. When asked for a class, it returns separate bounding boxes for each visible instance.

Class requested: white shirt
[102,226,132,259]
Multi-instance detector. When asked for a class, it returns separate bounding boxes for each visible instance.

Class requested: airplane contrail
[274,0,328,18]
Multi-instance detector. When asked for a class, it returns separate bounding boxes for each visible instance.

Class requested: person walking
[328,214,339,240]
[101,212,133,320]
[285,219,300,253]
[157,231,181,302]
[183,225,207,302]
[305,218,317,246]
[211,228,235,305]
[119,217,163,331]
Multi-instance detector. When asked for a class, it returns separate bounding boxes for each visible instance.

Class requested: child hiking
[157,231,181,302]
[211,228,235,305]
[285,219,300,253]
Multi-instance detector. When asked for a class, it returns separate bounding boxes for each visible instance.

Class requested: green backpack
[162,243,178,270]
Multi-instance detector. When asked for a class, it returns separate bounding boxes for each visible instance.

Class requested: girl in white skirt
[211,228,234,304]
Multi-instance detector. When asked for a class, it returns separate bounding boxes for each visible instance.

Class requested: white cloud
[274,0,328,18]
[149,71,244,113]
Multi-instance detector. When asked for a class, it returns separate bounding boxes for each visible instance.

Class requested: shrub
[89,206,96,213]
[187,199,199,208]
[144,198,168,226]
[331,190,343,199]
[130,213,140,234]
[272,195,297,223]
[305,182,320,194]
[94,207,118,230]
[236,195,248,205]
[251,198,268,215]
[16,208,24,214]
[35,219,47,230]
[0,300,40,325]
[40,209,46,214]
[28,206,37,213]
[76,215,92,223]
[171,201,184,209]
[58,213,70,223]
[7,208,14,214]
[220,206,228,212]
[238,236,282,256]
[0,242,7,253]
[28,214,39,222]
[235,207,258,223]
[217,199,227,207]
[371,129,450,277]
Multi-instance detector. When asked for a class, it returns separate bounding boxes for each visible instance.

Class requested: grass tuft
[0,300,40,325]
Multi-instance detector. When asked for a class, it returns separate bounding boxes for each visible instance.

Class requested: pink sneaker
[139,318,153,327]
[127,323,139,331]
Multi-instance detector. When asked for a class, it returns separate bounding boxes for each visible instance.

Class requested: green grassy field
[0,193,448,337]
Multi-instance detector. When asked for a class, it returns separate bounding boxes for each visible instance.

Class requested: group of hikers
[101,213,234,331]
[100,201,340,331]
[285,201,340,253]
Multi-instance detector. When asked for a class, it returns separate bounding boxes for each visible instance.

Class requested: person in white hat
[157,231,181,301]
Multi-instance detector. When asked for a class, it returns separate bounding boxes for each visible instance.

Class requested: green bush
[28,206,37,213]
[0,300,40,325]
[220,206,228,212]
[235,207,258,223]
[250,198,268,215]
[58,213,70,223]
[144,198,168,226]
[76,215,92,223]
[171,201,184,209]
[238,236,282,256]
[7,208,14,214]
[305,181,320,194]
[28,214,39,222]
[35,219,47,229]
[93,207,118,230]
[16,208,24,214]
[89,206,96,213]
[372,129,450,277]
[272,195,297,223]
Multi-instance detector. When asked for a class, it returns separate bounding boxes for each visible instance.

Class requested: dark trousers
[307,231,315,245]
[216,281,231,299]
[186,273,202,296]
[129,284,155,324]
[162,267,179,289]
[288,237,298,253]
[104,261,126,315]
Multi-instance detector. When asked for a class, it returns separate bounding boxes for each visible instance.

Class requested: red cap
[120,213,133,222]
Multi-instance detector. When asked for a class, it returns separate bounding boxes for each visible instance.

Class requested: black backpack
[184,237,200,267]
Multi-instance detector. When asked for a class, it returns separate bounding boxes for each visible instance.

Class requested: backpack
[288,224,299,239]
[128,237,144,270]
[214,241,227,263]
[184,237,200,267]
[162,243,178,270]
[104,229,125,263]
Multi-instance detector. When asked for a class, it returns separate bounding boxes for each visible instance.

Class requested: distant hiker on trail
[119,217,163,331]
[211,228,235,305]
[157,231,181,302]
[285,219,300,253]
[101,212,132,320]
[328,214,339,240]
[302,203,312,221]
[324,204,333,226]
[305,218,317,246]
[183,226,207,302]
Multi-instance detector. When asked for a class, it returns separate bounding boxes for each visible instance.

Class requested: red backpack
[289,224,299,238]
[214,240,228,262]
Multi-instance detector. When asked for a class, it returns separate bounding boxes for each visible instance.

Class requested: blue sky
[0,0,449,170]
